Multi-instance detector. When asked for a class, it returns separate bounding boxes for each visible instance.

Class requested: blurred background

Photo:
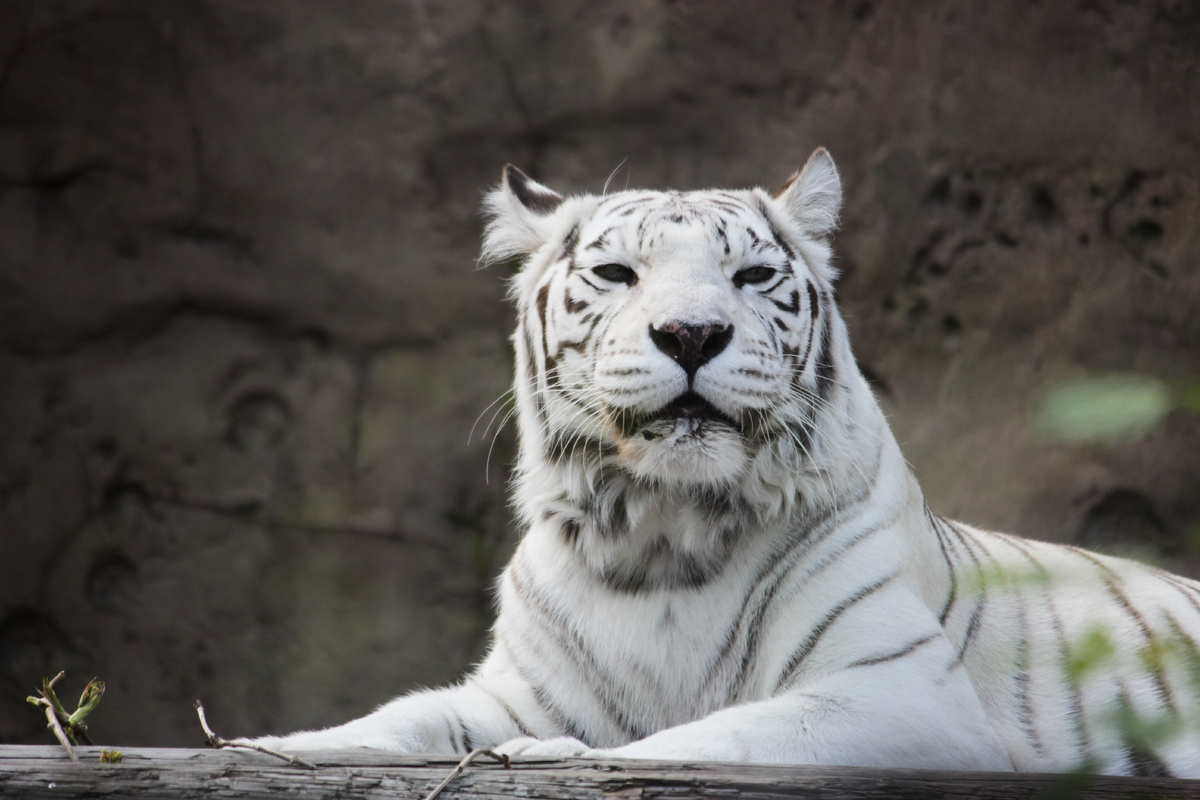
[1,0,1198,746]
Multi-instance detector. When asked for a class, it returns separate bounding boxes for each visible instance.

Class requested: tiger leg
[499,635,1013,770]
[249,664,540,753]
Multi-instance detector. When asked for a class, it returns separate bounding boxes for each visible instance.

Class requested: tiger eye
[592,263,637,285]
[734,266,777,288]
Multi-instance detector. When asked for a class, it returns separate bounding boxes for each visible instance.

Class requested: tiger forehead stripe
[562,224,580,255]
[585,227,615,251]
[745,226,781,256]
[597,194,656,217]
[750,197,797,261]
[585,199,795,266]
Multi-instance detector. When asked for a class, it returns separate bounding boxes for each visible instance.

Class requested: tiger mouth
[636,392,741,440]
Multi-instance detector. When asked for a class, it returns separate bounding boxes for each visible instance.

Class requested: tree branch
[193,700,317,770]
[422,749,510,800]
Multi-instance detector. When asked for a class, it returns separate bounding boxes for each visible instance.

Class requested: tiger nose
[649,322,734,380]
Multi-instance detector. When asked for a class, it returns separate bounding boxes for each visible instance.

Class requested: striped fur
[256,151,1200,776]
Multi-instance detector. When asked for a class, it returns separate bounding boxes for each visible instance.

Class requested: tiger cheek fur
[251,153,1200,779]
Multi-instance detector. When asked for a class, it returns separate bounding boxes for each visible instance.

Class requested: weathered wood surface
[1,745,1197,799]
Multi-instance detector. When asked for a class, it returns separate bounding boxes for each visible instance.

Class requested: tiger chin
[252,149,1200,778]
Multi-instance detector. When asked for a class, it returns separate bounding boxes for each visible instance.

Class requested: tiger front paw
[495,735,599,759]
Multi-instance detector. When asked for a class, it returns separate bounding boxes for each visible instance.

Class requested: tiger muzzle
[629,391,741,441]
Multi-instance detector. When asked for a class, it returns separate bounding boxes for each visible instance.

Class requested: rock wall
[1,0,1197,745]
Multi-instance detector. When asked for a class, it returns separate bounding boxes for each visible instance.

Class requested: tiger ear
[502,165,564,215]
[773,148,842,237]
[482,165,565,263]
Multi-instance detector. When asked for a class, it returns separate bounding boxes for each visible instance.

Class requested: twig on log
[193,700,317,770]
[29,671,104,746]
[39,699,77,762]
[422,749,511,800]
[26,672,77,762]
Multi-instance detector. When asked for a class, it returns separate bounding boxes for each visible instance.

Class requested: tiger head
[484,149,845,499]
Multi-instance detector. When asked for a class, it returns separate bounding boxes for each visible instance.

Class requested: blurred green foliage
[1035,376,1200,444]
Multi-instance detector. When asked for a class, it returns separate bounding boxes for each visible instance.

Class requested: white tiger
[255,149,1200,776]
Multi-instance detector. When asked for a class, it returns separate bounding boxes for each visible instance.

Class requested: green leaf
[68,679,105,727]
[1066,627,1116,681]
[1035,376,1172,444]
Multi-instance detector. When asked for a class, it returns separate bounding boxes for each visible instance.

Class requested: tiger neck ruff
[255,150,1200,778]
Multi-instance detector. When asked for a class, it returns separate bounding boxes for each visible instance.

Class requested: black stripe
[535,283,552,361]
[1012,599,1045,755]
[715,222,730,255]
[1153,569,1200,617]
[762,276,788,294]
[813,293,836,401]
[701,493,863,696]
[1117,685,1174,778]
[945,519,1010,583]
[445,715,465,754]
[701,440,886,697]
[775,572,899,690]
[562,225,579,258]
[476,682,537,739]
[1162,612,1200,692]
[565,289,588,313]
[501,627,595,744]
[847,632,938,669]
[937,519,985,596]
[928,512,959,625]
[521,325,544,418]
[1049,610,1092,758]
[558,337,590,354]
[770,290,800,314]
[532,682,590,743]
[952,598,986,667]
[745,226,777,254]
[939,520,1001,669]
[1066,546,1179,715]
[789,285,821,386]
[970,531,1043,755]
[766,218,797,260]
[992,532,1091,757]
[729,481,887,694]
[578,275,605,292]
[508,562,648,740]
[583,311,604,340]
[716,191,748,203]
[585,227,614,251]
[636,215,650,246]
[755,198,797,260]
[708,196,748,213]
[600,195,652,213]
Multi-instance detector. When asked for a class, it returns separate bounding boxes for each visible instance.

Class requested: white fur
[256,151,1200,777]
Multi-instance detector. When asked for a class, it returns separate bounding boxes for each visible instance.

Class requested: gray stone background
[1,0,1197,746]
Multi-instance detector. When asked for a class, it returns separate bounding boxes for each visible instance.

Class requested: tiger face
[485,150,843,491]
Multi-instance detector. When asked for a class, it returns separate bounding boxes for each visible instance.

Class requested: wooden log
[1,745,1198,799]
